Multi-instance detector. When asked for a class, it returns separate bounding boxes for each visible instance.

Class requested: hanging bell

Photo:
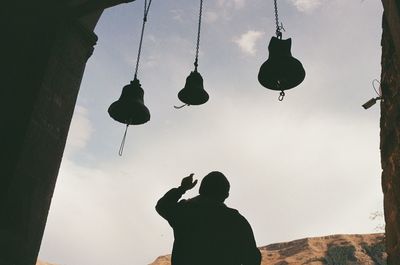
[178,70,209,105]
[258,37,305,92]
[108,78,150,125]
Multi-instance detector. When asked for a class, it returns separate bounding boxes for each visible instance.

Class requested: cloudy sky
[39,0,384,264]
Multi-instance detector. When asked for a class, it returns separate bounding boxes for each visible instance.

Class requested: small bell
[258,37,305,92]
[108,78,150,125]
[178,70,209,106]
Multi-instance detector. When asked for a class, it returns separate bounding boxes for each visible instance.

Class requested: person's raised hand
[180,173,198,192]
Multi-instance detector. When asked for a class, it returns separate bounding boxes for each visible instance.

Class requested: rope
[194,0,203,71]
[134,0,153,79]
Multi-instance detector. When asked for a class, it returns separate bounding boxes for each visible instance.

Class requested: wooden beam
[382,0,400,65]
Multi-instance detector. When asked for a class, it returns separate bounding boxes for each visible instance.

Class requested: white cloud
[41,96,384,265]
[290,0,323,12]
[170,9,184,22]
[233,0,246,9]
[212,0,246,21]
[204,11,219,24]
[234,30,264,55]
[65,105,93,154]
[217,0,246,10]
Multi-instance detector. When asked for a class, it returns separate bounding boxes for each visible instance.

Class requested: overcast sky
[39,0,384,264]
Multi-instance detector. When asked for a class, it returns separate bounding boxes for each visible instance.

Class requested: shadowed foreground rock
[150,233,386,265]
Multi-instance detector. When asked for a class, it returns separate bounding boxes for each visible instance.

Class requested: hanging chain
[274,0,284,39]
[134,0,153,79]
[274,0,279,35]
[194,0,203,71]
[273,0,285,101]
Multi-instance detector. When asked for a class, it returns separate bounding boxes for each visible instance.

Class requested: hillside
[149,233,386,265]
[36,261,57,265]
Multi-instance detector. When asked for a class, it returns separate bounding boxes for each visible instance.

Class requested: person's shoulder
[225,205,239,213]
[225,206,252,225]
[225,206,244,219]
[177,197,198,207]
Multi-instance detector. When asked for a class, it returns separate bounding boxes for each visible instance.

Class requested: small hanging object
[177,70,209,106]
[108,78,150,125]
[258,0,305,101]
[108,78,150,156]
[176,0,209,108]
[108,0,153,155]
[362,79,383,110]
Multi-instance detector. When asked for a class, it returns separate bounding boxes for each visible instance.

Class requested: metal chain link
[134,0,153,79]
[274,0,279,34]
[278,90,285,101]
[274,0,284,39]
[194,0,203,71]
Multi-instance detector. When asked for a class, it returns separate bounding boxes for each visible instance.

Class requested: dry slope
[36,261,57,265]
[150,233,386,265]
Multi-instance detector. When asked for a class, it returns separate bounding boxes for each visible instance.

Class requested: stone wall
[380,6,400,265]
[0,1,133,264]
[0,4,100,264]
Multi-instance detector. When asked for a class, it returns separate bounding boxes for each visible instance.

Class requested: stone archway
[1,1,399,264]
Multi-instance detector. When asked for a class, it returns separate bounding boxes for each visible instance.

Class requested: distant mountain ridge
[149,233,386,265]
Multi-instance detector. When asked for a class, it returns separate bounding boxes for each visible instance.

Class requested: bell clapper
[118,124,130,156]
[174,104,188,109]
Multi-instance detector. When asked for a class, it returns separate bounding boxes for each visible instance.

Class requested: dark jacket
[156,187,262,265]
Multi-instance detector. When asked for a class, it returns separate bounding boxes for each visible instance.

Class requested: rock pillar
[380,1,400,264]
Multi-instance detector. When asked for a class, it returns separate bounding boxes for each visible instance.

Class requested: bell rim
[108,101,151,125]
[177,89,209,105]
[257,58,306,91]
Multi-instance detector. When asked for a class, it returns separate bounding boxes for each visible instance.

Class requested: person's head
[199,171,230,202]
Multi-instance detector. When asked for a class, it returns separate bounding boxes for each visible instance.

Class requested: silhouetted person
[156,171,261,265]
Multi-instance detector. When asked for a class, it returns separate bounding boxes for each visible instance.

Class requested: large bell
[258,37,305,91]
[178,70,209,105]
[108,78,150,125]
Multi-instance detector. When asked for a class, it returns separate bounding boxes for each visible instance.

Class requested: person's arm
[155,174,198,226]
[239,216,262,265]
[155,186,186,223]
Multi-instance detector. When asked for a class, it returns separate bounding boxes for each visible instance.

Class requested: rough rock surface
[381,5,400,264]
[149,233,385,265]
